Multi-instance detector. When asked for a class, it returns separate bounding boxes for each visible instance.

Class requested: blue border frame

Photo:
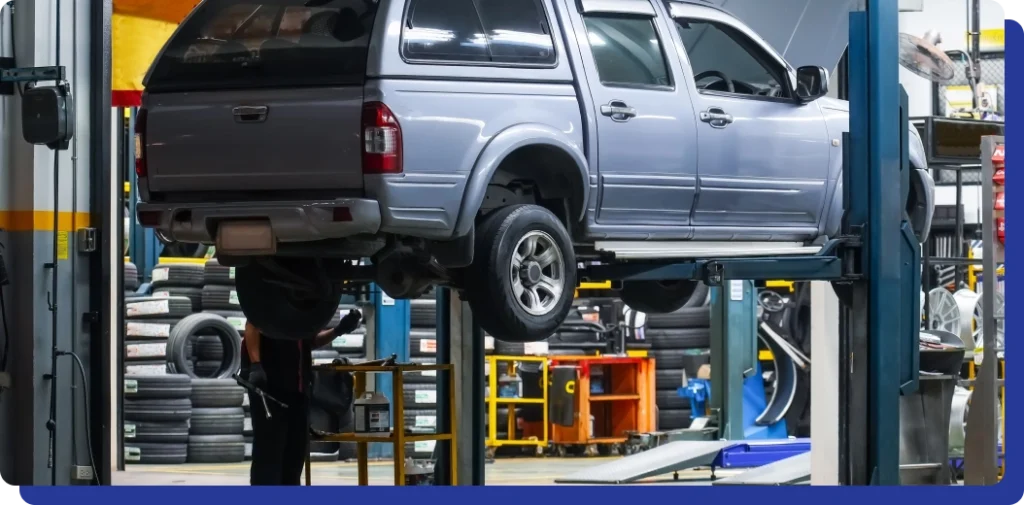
[14,16,1024,505]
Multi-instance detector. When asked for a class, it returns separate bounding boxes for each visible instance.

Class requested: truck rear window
[145,0,378,91]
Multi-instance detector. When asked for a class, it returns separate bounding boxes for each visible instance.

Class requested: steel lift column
[434,288,486,485]
[841,0,920,485]
[709,280,758,440]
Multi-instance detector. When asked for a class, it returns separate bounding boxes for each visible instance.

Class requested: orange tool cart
[548,355,655,454]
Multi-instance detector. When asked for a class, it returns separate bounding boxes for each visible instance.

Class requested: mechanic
[242,308,363,486]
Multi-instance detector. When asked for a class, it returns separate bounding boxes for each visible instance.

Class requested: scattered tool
[358,353,398,367]
[233,371,289,419]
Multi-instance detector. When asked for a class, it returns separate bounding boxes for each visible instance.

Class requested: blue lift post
[371,286,410,458]
[578,0,918,484]
[709,280,758,441]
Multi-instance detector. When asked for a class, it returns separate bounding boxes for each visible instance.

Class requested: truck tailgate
[144,88,364,193]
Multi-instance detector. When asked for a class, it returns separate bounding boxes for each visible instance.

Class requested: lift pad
[712,452,811,486]
[555,440,733,484]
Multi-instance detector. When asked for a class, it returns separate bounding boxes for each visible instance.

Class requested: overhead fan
[898,30,957,83]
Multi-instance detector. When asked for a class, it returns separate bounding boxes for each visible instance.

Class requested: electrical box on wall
[22,85,75,150]
[899,0,924,12]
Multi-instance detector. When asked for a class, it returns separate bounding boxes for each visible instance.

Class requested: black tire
[404,358,437,384]
[126,296,193,320]
[658,408,693,430]
[620,280,703,314]
[124,398,192,423]
[647,307,712,329]
[190,407,245,435]
[465,205,576,343]
[152,286,203,312]
[203,259,237,286]
[402,384,437,410]
[150,264,205,288]
[123,374,192,400]
[655,390,691,410]
[404,409,438,431]
[203,310,247,334]
[201,285,240,311]
[124,443,188,465]
[167,313,242,379]
[191,378,245,408]
[124,339,168,362]
[125,262,140,291]
[194,361,223,378]
[193,335,225,361]
[495,340,525,356]
[410,298,436,328]
[648,328,711,350]
[650,349,711,371]
[404,441,438,460]
[125,318,180,340]
[234,260,343,340]
[243,415,253,436]
[124,360,171,376]
[124,421,190,444]
[331,327,365,353]
[186,434,246,464]
[655,369,690,391]
[410,330,436,357]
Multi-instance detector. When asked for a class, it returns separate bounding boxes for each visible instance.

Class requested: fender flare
[823,166,934,243]
[453,124,590,238]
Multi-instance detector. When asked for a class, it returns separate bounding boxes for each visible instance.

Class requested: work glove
[248,362,268,390]
[333,308,362,336]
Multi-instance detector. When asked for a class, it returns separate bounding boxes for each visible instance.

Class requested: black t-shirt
[241,333,313,396]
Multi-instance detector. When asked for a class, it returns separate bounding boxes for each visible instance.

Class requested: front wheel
[234,259,342,340]
[465,205,576,343]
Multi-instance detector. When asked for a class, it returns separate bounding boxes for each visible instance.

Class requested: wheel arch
[453,124,590,237]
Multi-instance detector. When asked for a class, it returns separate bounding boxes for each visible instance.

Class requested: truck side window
[582,15,671,89]
[403,0,556,66]
[675,19,789,98]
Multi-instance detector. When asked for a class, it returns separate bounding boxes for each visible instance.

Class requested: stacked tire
[647,305,712,431]
[123,375,192,464]
[406,291,442,460]
[187,378,246,464]
[125,261,141,298]
[124,294,194,377]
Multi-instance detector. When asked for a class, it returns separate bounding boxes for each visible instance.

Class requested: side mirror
[795,65,829,103]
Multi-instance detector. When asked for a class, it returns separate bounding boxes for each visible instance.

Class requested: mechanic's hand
[248,362,268,390]
[333,309,362,336]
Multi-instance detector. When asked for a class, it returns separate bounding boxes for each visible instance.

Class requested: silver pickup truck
[135,0,933,342]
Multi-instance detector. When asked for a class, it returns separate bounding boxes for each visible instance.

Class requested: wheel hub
[520,262,543,286]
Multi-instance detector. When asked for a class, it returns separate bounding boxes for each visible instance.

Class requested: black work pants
[249,390,309,485]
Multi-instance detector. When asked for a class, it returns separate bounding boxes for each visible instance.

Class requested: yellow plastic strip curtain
[111,1,200,107]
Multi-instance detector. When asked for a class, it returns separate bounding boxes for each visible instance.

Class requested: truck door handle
[600,101,637,122]
[700,107,733,128]
[233,105,268,123]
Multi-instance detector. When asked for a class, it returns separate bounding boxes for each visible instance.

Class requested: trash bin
[549,365,578,427]
[899,329,964,485]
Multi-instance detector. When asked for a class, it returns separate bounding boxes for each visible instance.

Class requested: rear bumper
[137,199,382,244]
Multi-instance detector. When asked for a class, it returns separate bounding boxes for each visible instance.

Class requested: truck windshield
[145,0,379,92]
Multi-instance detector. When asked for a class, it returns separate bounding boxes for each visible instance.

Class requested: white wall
[899,0,1006,116]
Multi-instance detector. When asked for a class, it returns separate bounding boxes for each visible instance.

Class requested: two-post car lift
[431,0,918,486]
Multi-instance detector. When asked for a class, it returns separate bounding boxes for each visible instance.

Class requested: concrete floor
[115,457,740,486]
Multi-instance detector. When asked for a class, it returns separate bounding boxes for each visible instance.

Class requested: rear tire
[235,259,342,340]
[619,280,704,314]
[465,205,576,343]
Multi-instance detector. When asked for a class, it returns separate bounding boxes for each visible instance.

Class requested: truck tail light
[361,102,403,175]
[135,108,148,178]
